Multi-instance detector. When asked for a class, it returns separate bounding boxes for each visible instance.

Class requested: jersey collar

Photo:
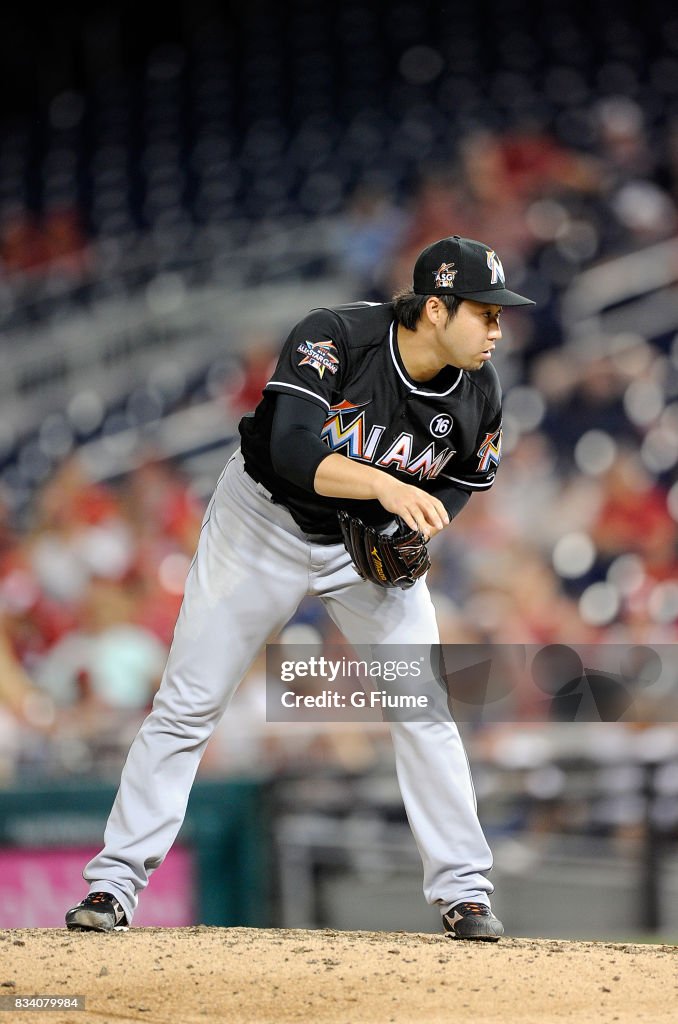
[389,322,464,397]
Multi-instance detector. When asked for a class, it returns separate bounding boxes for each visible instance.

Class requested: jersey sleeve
[269,393,334,492]
[264,308,346,412]
[437,405,503,492]
[429,480,472,520]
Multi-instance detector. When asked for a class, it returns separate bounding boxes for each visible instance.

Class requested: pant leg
[317,564,494,909]
[84,453,310,922]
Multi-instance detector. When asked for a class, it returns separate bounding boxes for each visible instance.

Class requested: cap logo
[486,250,505,285]
[434,262,457,289]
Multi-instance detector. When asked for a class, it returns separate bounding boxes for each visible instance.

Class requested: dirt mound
[1,926,675,1023]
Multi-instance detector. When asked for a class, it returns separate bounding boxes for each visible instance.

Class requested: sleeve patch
[476,426,502,472]
[296,339,340,378]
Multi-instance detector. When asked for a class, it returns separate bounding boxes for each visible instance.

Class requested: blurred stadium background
[0,0,677,940]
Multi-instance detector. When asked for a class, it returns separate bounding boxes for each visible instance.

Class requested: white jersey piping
[439,471,496,489]
[266,381,331,410]
[388,323,464,397]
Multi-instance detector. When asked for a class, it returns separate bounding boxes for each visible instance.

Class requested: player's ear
[423,296,442,326]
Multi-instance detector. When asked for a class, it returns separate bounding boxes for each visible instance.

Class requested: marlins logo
[434,262,457,289]
[296,339,339,379]
[485,250,505,285]
[476,426,502,472]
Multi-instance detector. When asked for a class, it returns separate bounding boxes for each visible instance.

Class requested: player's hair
[391,288,462,331]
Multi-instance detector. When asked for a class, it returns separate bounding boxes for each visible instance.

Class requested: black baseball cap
[412,236,536,306]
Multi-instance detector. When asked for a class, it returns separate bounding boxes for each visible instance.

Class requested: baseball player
[66,235,535,941]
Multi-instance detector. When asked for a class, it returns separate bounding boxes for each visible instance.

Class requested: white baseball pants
[83,449,494,922]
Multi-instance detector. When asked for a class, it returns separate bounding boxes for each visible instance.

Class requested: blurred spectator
[0,210,50,273]
[593,97,678,246]
[27,455,132,606]
[596,97,655,181]
[0,205,88,277]
[382,169,467,293]
[0,612,56,783]
[122,456,203,557]
[589,450,675,577]
[498,124,603,200]
[0,613,55,730]
[42,206,91,276]
[1,544,76,672]
[222,336,278,417]
[35,576,165,712]
[333,181,409,296]
[120,457,203,645]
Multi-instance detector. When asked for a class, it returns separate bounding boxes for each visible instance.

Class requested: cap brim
[456,288,536,307]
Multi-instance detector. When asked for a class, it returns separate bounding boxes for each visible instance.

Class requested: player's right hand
[372,475,449,540]
[314,453,450,539]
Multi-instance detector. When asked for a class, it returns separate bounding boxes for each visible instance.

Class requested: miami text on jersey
[296,339,339,378]
[321,401,456,481]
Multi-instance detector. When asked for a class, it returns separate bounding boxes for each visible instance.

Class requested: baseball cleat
[66,891,129,932]
[442,901,504,941]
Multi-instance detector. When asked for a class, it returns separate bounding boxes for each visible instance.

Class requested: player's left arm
[427,388,503,523]
[435,373,503,501]
[428,481,472,522]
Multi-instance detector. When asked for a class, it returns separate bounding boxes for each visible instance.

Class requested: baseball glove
[337,510,431,590]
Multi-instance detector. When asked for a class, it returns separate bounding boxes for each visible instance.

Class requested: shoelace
[86,892,112,905]
[455,902,490,916]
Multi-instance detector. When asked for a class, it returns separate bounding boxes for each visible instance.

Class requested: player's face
[435,299,503,371]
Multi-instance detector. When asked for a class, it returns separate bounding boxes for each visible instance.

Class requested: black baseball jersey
[239,302,502,539]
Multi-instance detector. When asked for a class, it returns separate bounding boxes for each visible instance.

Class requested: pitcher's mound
[3,926,676,1023]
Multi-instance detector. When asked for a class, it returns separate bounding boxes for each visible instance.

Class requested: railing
[0,217,354,441]
[561,235,678,348]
